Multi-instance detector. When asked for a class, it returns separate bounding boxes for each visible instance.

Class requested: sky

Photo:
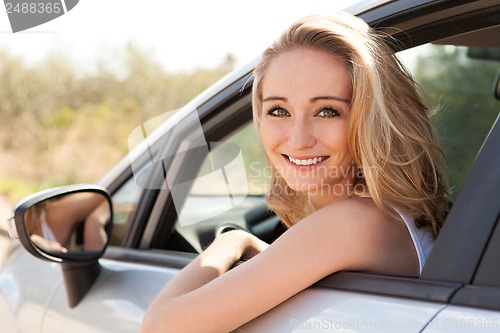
[0,0,362,73]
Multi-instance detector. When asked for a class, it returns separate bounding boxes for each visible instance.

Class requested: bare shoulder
[285,196,418,275]
[303,196,390,232]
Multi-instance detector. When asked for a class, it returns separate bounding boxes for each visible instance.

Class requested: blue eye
[316,107,340,118]
[267,106,290,117]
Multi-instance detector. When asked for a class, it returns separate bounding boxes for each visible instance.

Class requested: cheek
[259,120,280,153]
[319,122,351,154]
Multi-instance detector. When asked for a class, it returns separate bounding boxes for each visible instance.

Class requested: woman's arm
[83,200,111,251]
[141,198,416,333]
[44,192,105,244]
[151,230,268,300]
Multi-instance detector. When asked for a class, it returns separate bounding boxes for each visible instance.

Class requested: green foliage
[45,107,78,129]
[0,178,44,202]
[0,45,235,201]
[226,123,269,195]
[413,45,500,197]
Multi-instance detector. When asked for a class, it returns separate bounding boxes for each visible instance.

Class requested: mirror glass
[23,191,111,254]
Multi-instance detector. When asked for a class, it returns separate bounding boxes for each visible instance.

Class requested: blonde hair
[252,13,449,238]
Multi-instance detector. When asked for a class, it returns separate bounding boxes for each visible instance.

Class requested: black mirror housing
[13,184,112,262]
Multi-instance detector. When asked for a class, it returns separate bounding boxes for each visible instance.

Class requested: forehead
[262,47,352,99]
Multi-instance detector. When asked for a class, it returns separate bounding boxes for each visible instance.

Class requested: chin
[284,180,322,193]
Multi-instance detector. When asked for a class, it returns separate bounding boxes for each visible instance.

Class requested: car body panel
[424,306,500,332]
[41,259,174,333]
[39,258,446,333]
[238,288,444,332]
[0,246,61,333]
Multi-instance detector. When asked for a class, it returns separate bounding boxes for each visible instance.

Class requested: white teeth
[288,156,325,166]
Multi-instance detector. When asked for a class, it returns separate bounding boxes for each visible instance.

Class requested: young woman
[141,13,449,333]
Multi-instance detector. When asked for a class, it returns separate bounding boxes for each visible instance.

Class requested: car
[2,0,500,332]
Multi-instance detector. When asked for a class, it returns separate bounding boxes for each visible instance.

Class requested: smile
[287,155,329,166]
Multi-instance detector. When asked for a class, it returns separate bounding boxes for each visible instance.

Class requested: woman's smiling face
[259,47,354,207]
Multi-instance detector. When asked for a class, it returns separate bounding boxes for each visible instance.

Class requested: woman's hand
[199,230,269,274]
[30,234,68,253]
[238,230,270,261]
[141,230,269,333]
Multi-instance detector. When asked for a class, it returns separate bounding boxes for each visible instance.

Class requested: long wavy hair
[252,13,449,238]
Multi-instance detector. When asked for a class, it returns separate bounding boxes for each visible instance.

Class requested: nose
[287,116,316,149]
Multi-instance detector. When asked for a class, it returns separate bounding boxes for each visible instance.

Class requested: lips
[286,155,329,166]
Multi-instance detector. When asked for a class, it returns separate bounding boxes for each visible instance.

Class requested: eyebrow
[262,95,351,105]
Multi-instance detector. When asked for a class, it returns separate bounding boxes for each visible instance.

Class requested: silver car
[2,0,500,332]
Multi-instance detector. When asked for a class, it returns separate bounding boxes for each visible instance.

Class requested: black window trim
[314,271,462,304]
[422,117,500,284]
[451,285,500,312]
[449,200,500,311]
[473,216,500,287]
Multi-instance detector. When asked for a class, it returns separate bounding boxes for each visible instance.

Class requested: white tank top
[359,196,434,273]
[395,209,434,273]
[40,209,58,243]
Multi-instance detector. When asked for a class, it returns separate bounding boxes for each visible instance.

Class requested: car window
[397,44,500,199]
[187,122,268,196]
[109,176,142,246]
[165,119,279,253]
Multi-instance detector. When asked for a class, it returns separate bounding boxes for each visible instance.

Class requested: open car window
[109,176,142,246]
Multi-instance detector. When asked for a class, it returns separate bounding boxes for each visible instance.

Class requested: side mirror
[12,184,113,307]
